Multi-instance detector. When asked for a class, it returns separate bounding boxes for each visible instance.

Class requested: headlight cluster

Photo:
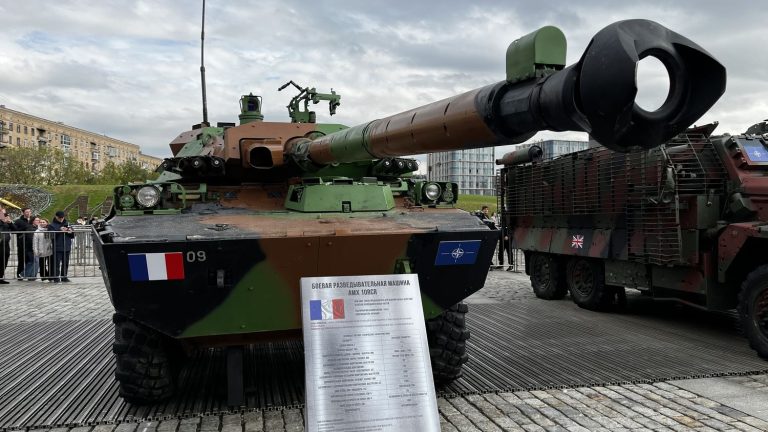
[419,181,458,206]
[116,184,163,210]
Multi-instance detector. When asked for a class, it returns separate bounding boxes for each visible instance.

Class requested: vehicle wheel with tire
[566,258,617,311]
[113,313,181,404]
[426,303,470,385]
[529,253,567,300]
[738,265,768,359]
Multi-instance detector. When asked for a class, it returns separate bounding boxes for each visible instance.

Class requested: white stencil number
[186,251,207,262]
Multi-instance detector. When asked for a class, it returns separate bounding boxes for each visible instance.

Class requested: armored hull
[97,202,497,342]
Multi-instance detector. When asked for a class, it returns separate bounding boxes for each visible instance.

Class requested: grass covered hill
[456,194,497,216]
[0,184,114,221]
[44,185,114,220]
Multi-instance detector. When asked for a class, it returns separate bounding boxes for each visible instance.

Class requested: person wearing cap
[48,210,75,283]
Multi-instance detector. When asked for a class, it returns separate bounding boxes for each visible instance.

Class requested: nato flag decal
[742,140,768,162]
[435,240,481,266]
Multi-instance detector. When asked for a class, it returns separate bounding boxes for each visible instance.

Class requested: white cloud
[1,0,766,160]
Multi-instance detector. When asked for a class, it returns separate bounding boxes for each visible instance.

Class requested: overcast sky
[1,0,766,164]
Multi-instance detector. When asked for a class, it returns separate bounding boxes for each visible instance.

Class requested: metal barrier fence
[0,227,99,282]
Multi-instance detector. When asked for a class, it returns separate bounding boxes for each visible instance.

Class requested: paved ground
[2,272,768,431]
[0,277,109,323]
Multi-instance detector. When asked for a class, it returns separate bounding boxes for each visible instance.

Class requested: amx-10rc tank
[93,19,725,404]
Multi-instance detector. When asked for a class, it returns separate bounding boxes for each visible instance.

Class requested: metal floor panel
[1,299,767,430]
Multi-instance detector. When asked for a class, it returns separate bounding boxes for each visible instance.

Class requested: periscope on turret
[92,19,725,404]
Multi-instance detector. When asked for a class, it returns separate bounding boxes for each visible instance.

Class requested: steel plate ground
[1,273,767,431]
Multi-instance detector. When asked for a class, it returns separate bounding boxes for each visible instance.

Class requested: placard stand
[301,274,440,432]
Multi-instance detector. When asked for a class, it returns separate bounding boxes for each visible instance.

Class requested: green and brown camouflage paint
[498,125,768,312]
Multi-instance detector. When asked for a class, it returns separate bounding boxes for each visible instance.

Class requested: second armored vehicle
[498,121,768,359]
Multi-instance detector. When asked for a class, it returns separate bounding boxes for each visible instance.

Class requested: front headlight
[424,183,442,201]
[136,186,161,208]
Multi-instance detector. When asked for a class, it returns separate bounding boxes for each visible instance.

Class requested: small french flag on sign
[128,252,185,281]
[309,299,345,321]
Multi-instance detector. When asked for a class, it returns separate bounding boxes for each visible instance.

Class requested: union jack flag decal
[571,234,584,249]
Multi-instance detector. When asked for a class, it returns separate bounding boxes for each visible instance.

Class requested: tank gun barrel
[497,145,544,166]
[288,19,725,169]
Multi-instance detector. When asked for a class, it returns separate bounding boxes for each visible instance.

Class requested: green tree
[95,159,157,185]
[0,146,155,185]
[118,159,158,184]
[0,146,91,185]
[97,160,122,185]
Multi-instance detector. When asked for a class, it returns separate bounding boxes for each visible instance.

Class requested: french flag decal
[309,299,345,321]
[128,252,185,281]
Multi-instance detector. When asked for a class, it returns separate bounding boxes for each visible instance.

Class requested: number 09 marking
[186,251,207,262]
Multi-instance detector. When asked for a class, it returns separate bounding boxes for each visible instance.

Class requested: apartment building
[427,148,496,196]
[0,105,162,172]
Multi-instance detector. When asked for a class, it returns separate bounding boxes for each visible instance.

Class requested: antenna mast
[200,0,209,125]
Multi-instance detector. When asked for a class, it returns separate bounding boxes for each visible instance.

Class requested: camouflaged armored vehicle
[93,19,725,404]
[497,119,768,359]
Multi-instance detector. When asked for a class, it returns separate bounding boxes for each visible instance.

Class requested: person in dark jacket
[0,207,13,284]
[48,210,75,283]
[474,205,497,230]
[14,207,34,280]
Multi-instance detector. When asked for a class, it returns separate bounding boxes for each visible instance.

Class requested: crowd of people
[0,206,76,284]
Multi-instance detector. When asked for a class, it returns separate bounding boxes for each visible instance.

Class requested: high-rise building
[0,105,162,172]
[427,148,495,196]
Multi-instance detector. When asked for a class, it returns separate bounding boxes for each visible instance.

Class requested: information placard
[301,274,440,432]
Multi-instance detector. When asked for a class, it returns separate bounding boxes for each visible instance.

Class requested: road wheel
[738,265,768,359]
[112,313,180,404]
[529,253,567,300]
[566,258,616,311]
[426,303,470,385]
